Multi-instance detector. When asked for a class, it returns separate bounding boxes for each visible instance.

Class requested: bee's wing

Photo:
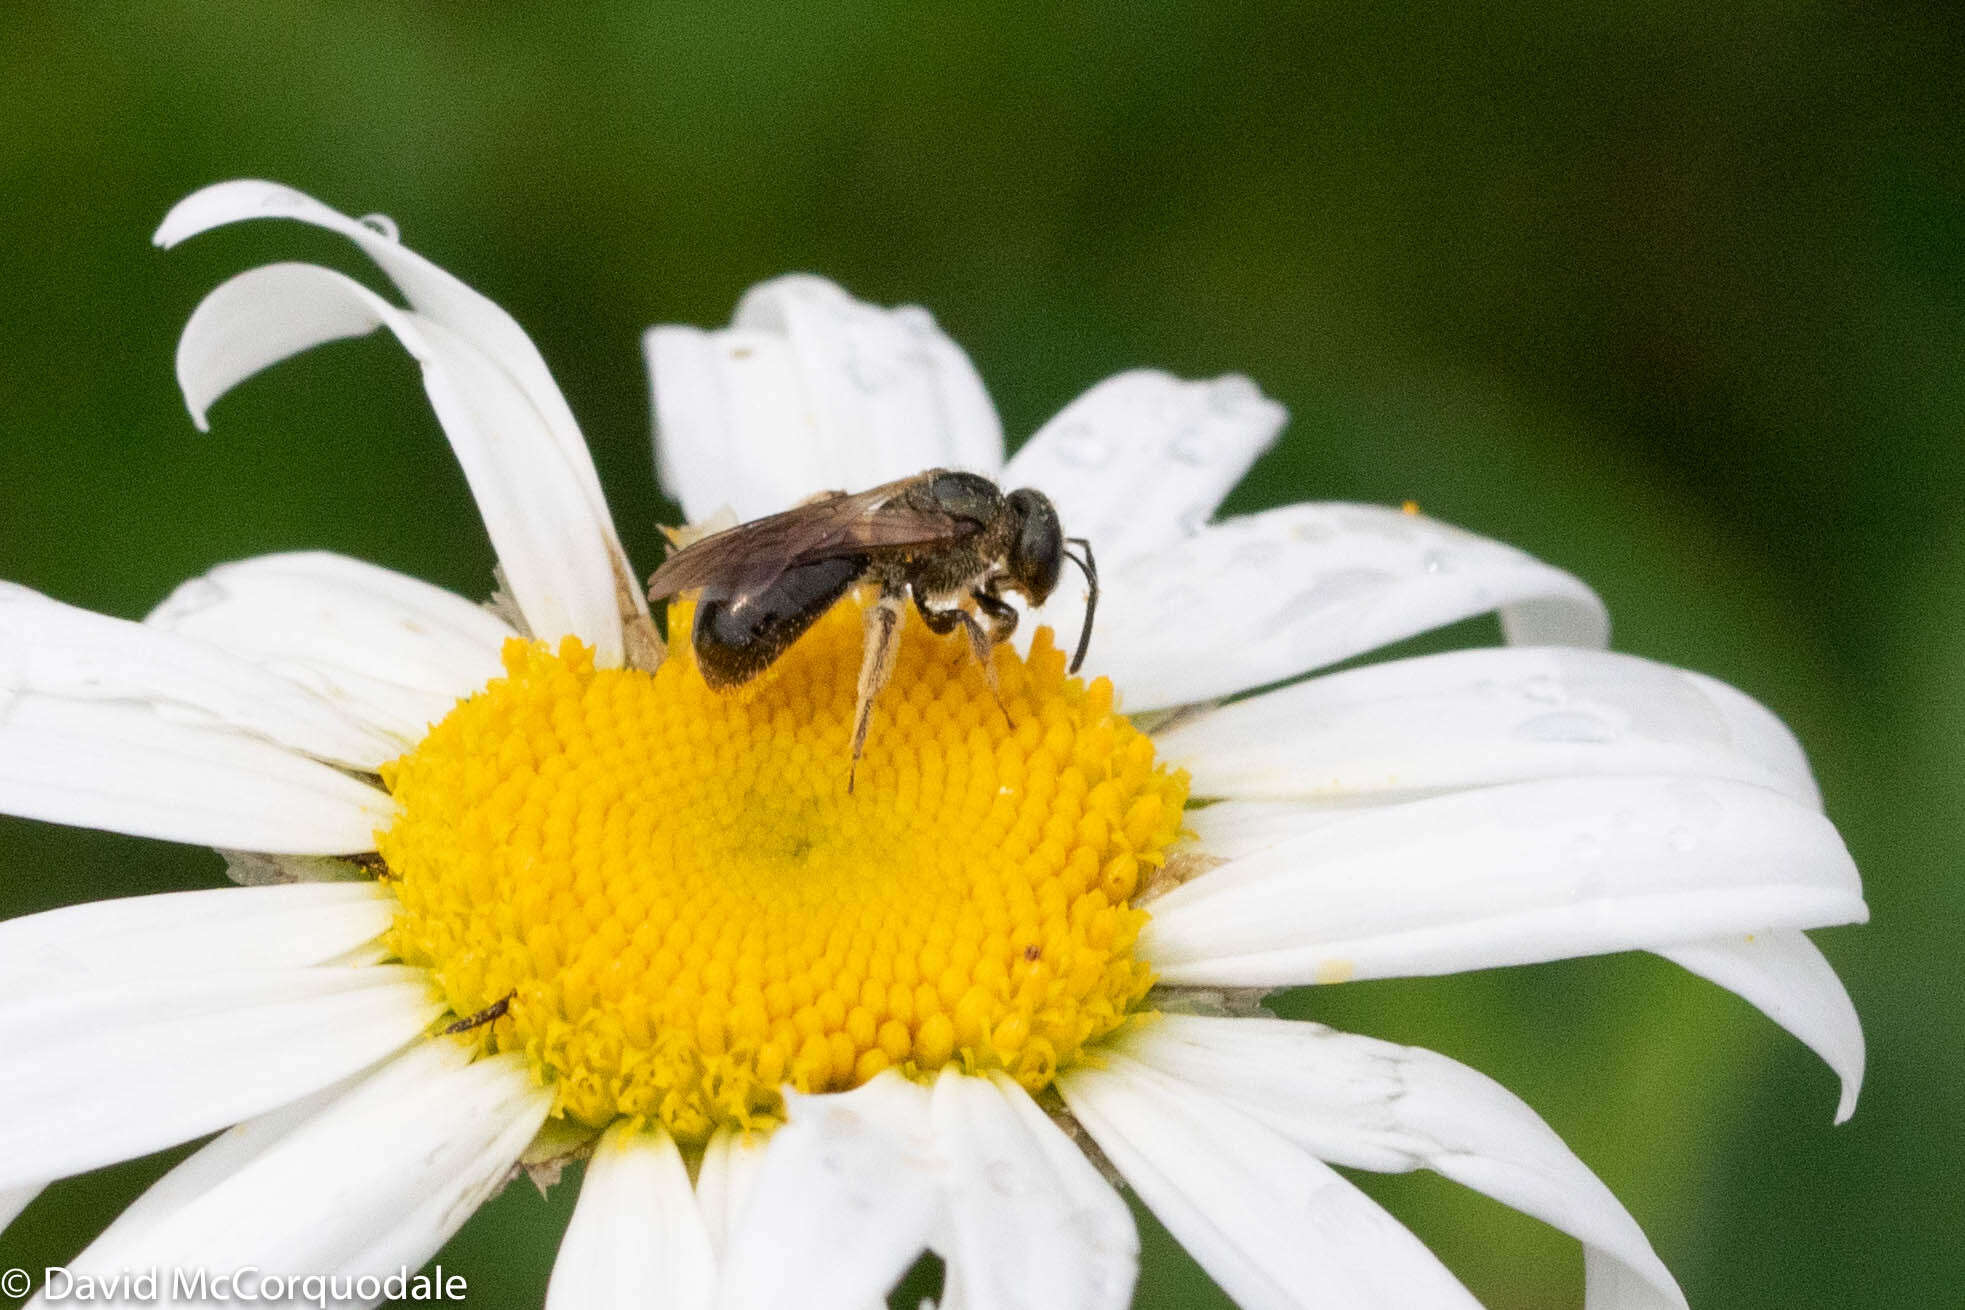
[647,478,975,602]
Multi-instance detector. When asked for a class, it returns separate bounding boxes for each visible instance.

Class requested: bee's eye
[1006,489,1063,600]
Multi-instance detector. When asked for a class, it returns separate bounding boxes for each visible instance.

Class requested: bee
[646,470,1098,786]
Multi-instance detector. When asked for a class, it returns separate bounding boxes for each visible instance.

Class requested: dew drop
[1421,549,1450,574]
[1515,711,1616,744]
[1170,428,1214,464]
[1055,425,1111,468]
[1521,675,1564,704]
[357,212,401,242]
[846,346,896,392]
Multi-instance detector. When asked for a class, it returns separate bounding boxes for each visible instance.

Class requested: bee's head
[1003,488,1064,603]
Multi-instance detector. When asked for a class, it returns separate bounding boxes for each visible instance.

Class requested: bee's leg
[851,583,908,792]
[971,586,1020,644]
[916,591,1010,726]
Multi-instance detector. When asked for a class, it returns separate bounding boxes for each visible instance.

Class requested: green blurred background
[1,2,1957,1306]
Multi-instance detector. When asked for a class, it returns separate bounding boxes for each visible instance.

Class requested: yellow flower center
[379,595,1188,1142]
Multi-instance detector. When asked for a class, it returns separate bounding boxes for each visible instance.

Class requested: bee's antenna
[1063,537,1098,674]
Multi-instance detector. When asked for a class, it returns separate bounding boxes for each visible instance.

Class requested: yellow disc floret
[380,594,1187,1142]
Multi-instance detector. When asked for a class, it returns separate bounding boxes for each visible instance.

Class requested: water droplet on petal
[1170,428,1214,464]
[1421,549,1450,574]
[1521,675,1564,704]
[358,212,401,242]
[1515,711,1616,744]
[846,346,896,392]
[1055,425,1111,468]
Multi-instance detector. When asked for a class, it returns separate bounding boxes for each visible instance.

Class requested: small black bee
[646,471,1098,785]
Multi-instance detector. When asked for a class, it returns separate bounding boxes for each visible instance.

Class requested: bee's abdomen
[694,555,867,689]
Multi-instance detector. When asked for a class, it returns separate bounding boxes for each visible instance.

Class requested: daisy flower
[0,180,1866,1310]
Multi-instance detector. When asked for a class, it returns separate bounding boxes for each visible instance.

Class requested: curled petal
[1660,930,1865,1123]
[156,178,642,628]
[172,262,623,664]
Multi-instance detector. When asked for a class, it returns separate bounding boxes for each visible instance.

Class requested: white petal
[56,1042,549,1302]
[1157,646,1820,808]
[647,274,1003,522]
[170,261,625,664]
[0,693,394,853]
[697,1130,899,1310]
[1002,370,1285,570]
[719,1072,944,1310]
[696,1127,769,1263]
[1058,1056,1480,1310]
[156,179,644,627]
[0,883,395,986]
[66,1070,364,1261]
[1182,798,1379,861]
[547,1121,715,1310]
[1125,1015,1687,1310]
[0,965,442,1192]
[1659,930,1865,1123]
[1091,503,1608,711]
[148,551,515,746]
[0,581,397,768]
[1143,776,1867,987]
[931,1069,1136,1310]
[0,1181,43,1235]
